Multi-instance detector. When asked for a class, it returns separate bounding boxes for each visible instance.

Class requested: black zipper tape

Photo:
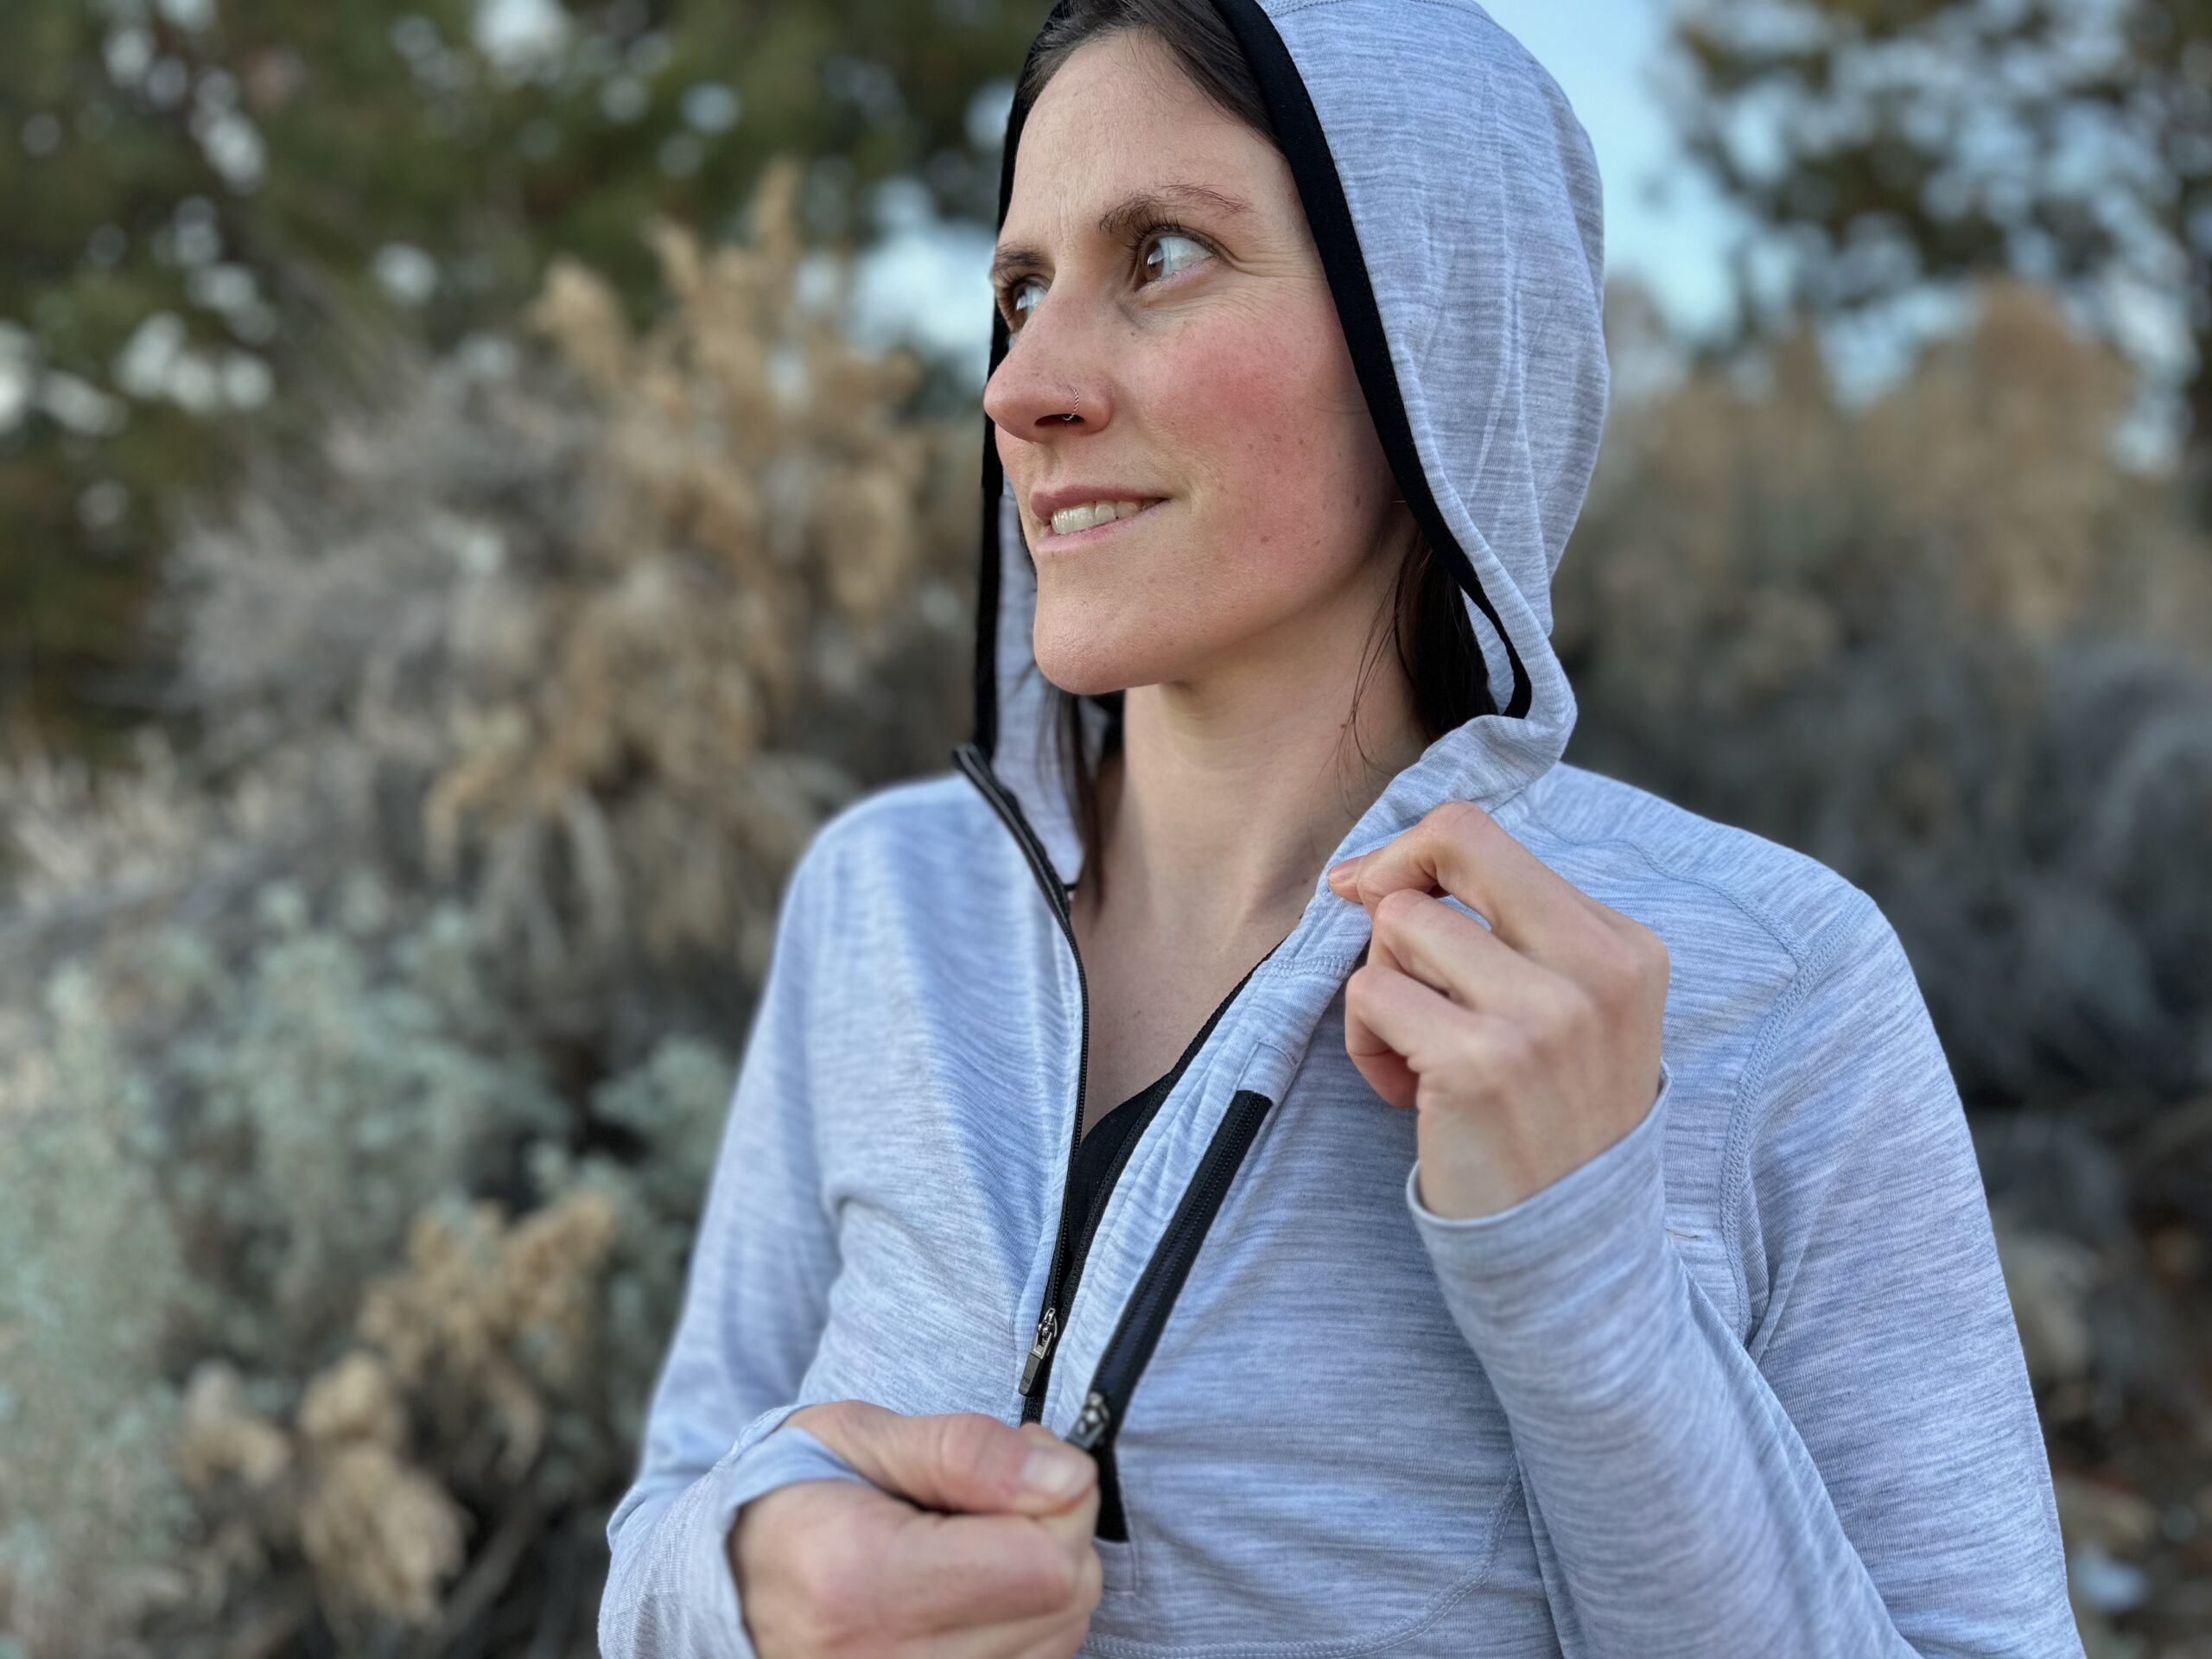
[953,738,1286,1543]
[950,741,1090,1426]
[1048,952,1267,1394]
[1065,1088,1278,1538]
[1094,1433,1128,1541]
[954,740,1286,1440]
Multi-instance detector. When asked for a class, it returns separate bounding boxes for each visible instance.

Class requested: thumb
[795,1401,1096,1517]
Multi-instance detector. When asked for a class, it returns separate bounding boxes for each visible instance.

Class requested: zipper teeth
[1056,952,1264,1338]
[953,742,1282,1457]
[1081,1089,1274,1440]
[951,742,1087,1426]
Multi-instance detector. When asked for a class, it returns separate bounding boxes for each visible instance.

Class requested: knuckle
[1020,1538,1082,1608]
[1596,927,1665,1010]
[1428,797,1480,836]
[1444,1020,1495,1088]
[1373,887,1426,929]
[1483,1019,1540,1084]
[1556,977,1603,1034]
[789,1545,868,1641]
[1076,1544,1105,1611]
[933,1410,1006,1481]
[786,1398,849,1453]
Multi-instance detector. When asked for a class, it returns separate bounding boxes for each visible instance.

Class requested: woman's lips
[1033,499,1166,553]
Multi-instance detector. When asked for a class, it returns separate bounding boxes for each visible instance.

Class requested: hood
[961,0,1610,897]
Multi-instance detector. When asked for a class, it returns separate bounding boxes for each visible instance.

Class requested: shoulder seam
[1714,892,1885,1335]
[1519,793,1866,1338]
[1517,798,1822,971]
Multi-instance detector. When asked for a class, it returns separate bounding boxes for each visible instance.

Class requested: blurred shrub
[0,157,976,1655]
[1566,277,2212,1112]
[0,0,1037,760]
[0,964,190,1654]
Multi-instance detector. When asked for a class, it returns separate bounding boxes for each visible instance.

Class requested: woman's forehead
[1011,35,1261,184]
[1006,95,1286,247]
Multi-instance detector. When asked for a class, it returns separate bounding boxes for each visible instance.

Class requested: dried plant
[0,156,978,1655]
[1566,276,2212,1109]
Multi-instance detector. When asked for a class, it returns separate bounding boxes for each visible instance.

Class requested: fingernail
[1023,1444,1093,1497]
[1326,856,1361,887]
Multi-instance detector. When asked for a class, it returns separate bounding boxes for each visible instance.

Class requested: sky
[1479,0,1739,340]
[851,0,1747,388]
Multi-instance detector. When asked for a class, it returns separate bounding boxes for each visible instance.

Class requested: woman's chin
[1039,661,1136,699]
[1032,632,1151,699]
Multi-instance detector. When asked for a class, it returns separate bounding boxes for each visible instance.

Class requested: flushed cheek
[1146,326,1380,569]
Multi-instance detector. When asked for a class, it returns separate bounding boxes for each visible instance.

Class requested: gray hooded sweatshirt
[599,2,2085,1654]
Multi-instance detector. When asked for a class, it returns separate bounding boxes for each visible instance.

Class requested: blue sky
[1480,0,1738,339]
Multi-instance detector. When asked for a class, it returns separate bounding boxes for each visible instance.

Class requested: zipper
[1051,949,1266,1368]
[1065,1087,1275,1451]
[1065,1087,1277,1539]
[950,740,1091,1426]
[950,737,1285,1539]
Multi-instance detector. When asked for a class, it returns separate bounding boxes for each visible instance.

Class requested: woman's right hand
[728,1402,1103,1656]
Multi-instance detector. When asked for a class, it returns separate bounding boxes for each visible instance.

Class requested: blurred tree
[0,0,1031,767]
[1662,0,2212,525]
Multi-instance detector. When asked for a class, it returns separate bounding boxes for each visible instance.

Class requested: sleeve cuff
[683,1414,874,1657]
[1404,1059,1677,1387]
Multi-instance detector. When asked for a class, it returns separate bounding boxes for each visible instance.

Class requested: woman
[601,2,2083,1655]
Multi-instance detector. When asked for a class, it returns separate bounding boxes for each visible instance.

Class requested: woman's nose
[982,323,1110,438]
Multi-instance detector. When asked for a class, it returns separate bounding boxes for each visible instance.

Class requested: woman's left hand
[1325,799,1670,1222]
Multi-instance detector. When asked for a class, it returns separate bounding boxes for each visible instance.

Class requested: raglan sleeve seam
[1713,888,1885,1338]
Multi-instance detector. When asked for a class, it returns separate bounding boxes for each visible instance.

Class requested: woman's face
[984,29,1413,701]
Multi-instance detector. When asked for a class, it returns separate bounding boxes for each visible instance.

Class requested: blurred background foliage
[2,1,2209,1656]
[1667,0,2212,523]
[0,0,1027,763]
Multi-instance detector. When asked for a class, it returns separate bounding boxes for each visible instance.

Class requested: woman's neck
[1077,664,1429,953]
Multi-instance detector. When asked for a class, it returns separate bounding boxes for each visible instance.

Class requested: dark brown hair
[1013,0,1491,907]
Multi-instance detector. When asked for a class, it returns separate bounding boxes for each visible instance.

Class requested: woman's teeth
[1051,499,1153,536]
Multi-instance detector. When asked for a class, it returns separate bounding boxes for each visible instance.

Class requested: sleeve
[598,833,874,1659]
[1401,898,2085,1659]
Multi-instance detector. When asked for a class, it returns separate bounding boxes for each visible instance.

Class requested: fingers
[1328,798,1606,957]
[891,1429,1102,1637]
[910,1598,1096,1659]
[792,1401,1096,1518]
[1019,1424,1103,1537]
[1365,886,1527,1010]
[770,1407,1102,1648]
[886,1507,1096,1632]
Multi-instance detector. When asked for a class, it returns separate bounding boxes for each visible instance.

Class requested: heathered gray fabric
[600,1,2084,1653]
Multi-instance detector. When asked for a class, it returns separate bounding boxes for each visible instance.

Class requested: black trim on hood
[971,427,1004,763]
[970,0,1077,762]
[967,0,1534,766]
[1207,0,1529,720]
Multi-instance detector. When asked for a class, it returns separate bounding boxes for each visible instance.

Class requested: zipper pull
[1065,1389,1111,1451]
[1017,1306,1058,1395]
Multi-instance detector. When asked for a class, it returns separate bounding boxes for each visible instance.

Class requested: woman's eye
[1001,229,1211,333]
[1141,231,1209,284]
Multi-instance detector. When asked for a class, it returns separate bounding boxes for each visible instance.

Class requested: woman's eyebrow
[992,181,1253,284]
